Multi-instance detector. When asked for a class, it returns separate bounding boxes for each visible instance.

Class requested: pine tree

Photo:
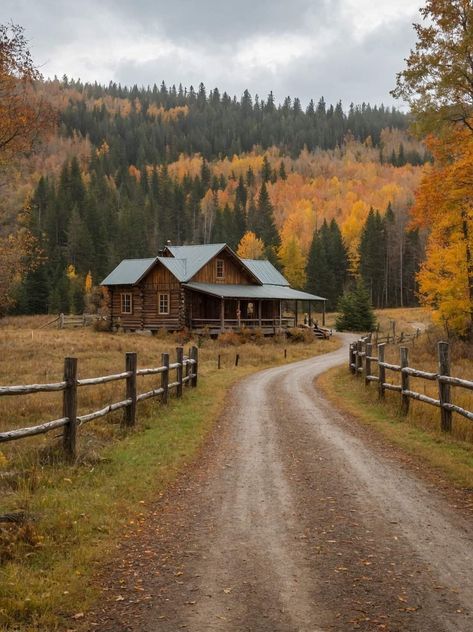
[261,155,272,182]
[279,160,287,180]
[255,182,280,247]
[235,175,247,208]
[359,208,386,307]
[335,279,376,332]
[327,218,348,305]
[306,228,335,304]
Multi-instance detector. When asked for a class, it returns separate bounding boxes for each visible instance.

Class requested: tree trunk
[460,209,473,335]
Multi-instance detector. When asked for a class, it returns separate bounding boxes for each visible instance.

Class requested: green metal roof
[184,282,326,301]
[241,259,289,286]
[101,258,156,285]
[102,243,261,286]
[101,245,325,303]
[158,257,187,281]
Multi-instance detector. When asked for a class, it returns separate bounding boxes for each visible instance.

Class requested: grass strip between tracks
[317,366,473,491]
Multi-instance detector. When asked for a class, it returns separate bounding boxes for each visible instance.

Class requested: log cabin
[101,243,326,334]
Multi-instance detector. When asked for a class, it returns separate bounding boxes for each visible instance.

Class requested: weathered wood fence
[0,346,199,460]
[39,313,104,329]
[349,336,473,432]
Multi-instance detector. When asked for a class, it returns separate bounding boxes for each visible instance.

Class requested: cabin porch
[185,288,326,334]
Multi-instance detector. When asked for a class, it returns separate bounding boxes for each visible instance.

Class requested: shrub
[93,316,110,332]
[238,327,265,344]
[336,279,376,332]
[218,331,241,346]
[287,327,315,343]
[174,327,191,346]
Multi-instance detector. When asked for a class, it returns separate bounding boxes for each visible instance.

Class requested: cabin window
[158,292,170,315]
[121,292,132,314]
[216,258,225,279]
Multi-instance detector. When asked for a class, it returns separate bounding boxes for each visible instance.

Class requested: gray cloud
[1,0,420,106]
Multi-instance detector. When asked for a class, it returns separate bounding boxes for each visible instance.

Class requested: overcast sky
[2,0,422,108]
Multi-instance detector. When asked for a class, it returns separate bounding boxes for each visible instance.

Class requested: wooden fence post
[438,341,452,432]
[355,340,362,377]
[400,346,410,416]
[185,347,191,387]
[378,343,386,399]
[365,343,372,386]
[235,353,240,367]
[124,352,137,427]
[191,346,198,387]
[176,347,183,398]
[349,344,355,374]
[161,352,169,404]
[63,357,78,461]
[218,354,221,369]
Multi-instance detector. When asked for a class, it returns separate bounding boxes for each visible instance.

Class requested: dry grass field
[381,327,473,443]
[325,306,473,443]
[324,305,433,334]
[0,316,338,464]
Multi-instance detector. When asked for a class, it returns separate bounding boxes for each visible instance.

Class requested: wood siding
[111,285,143,330]
[191,250,254,285]
[108,248,268,331]
[110,262,182,330]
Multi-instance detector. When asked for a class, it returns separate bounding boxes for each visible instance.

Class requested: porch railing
[190,317,296,330]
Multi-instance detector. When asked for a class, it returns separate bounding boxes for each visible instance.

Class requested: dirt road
[93,336,473,632]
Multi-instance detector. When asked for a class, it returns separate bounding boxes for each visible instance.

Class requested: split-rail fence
[0,346,199,460]
[349,336,473,432]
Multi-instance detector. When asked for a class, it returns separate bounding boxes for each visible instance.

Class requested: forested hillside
[3,79,427,315]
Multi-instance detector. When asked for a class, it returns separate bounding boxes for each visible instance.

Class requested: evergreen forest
[3,79,428,315]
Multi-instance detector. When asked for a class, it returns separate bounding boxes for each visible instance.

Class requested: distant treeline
[57,78,419,162]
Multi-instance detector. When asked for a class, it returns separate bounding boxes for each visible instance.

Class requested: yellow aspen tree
[413,128,473,336]
[237,231,265,259]
[278,236,306,289]
[84,271,93,293]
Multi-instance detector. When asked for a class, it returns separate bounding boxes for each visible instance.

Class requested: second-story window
[216,258,225,279]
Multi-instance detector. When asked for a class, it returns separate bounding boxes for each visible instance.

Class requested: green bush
[335,280,376,332]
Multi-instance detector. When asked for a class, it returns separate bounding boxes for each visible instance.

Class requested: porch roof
[184,282,326,301]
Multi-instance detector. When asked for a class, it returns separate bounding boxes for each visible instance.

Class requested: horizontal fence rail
[0,346,199,460]
[349,335,472,433]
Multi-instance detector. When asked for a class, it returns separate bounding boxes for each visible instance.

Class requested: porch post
[322,300,326,326]
[308,301,312,327]
[258,300,262,327]
[279,300,282,331]
[295,300,298,327]
[220,298,225,332]
[237,299,241,329]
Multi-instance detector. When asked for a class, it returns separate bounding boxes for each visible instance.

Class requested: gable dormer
[164,243,260,285]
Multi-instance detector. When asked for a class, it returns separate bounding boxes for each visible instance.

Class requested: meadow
[0,316,339,630]
[0,316,337,459]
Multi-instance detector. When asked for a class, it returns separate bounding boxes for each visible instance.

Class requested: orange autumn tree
[413,127,473,336]
[0,23,53,161]
[0,23,53,313]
